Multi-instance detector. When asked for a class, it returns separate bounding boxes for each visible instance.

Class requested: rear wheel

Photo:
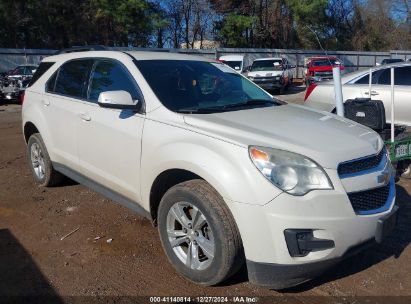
[158,179,243,285]
[27,133,64,186]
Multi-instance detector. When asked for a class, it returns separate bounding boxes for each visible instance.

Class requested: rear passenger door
[44,59,93,171]
[76,58,145,202]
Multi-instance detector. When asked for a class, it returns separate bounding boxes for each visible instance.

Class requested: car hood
[310,66,345,72]
[247,70,282,77]
[183,104,383,169]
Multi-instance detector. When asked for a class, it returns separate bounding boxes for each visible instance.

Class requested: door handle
[364,91,379,96]
[79,113,91,121]
[42,99,50,106]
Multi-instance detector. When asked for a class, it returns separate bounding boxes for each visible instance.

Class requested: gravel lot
[0,90,410,303]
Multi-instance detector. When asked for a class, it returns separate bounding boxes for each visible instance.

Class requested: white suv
[22,50,397,289]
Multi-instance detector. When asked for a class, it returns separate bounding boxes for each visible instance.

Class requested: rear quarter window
[28,62,54,87]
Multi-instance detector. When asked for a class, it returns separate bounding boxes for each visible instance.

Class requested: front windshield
[222,60,242,70]
[312,59,339,67]
[136,60,277,113]
[250,60,282,72]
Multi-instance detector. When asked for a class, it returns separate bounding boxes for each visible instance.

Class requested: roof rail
[55,45,108,55]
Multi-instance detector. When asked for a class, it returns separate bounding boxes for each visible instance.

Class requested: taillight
[20,91,25,105]
[304,83,317,101]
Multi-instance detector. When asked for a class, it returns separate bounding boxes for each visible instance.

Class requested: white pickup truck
[246,57,294,93]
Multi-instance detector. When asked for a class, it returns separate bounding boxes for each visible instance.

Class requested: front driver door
[76,58,145,203]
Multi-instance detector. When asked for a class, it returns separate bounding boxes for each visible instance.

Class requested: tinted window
[28,62,54,87]
[394,66,411,85]
[46,72,57,92]
[355,72,379,85]
[88,60,140,102]
[378,68,391,85]
[54,59,93,98]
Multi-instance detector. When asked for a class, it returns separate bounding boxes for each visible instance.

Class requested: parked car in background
[246,57,294,93]
[22,50,397,290]
[378,58,404,66]
[304,62,411,127]
[219,55,245,73]
[7,64,38,80]
[304,57,344,86]
[0,64,38,101]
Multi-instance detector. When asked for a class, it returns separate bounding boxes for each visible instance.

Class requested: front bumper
[251,78,282,90]
[246,238,375,289]
[227,167,397,289]
[246,205,398,289]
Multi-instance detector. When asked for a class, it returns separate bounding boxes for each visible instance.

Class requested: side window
[354,71,380,85]
[28,62,54,88]
[377,68,391,85]
[88,60,140,102]
[54,59,93,99]
[354,74,370,84]
[46,72,57,92]
[395,66,411,85]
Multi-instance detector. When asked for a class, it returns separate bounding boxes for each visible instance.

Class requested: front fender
[140,119,282,210]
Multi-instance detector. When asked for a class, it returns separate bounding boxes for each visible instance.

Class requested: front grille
[253,77,278,83]
[314,71,332,77]
[348,183,390,212]
[338,149,385,177]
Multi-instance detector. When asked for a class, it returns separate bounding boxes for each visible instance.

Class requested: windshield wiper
[177,99,281,114]
[221,99,281,109]
[177,108,218,114]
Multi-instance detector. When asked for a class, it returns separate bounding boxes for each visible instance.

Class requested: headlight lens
[249,146,333,195]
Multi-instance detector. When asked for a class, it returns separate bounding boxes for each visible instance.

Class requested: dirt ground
[0,92,410,303]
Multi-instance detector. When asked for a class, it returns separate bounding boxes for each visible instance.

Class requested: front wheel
[158,180,243,285]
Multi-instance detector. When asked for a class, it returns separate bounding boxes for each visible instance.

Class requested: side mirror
[98,90,139,110]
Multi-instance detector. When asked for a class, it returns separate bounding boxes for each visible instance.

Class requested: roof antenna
[305,25,332,67]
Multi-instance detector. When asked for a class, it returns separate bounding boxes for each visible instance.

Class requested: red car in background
[304,56,344,86]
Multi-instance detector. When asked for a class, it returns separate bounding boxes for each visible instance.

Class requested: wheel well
[150,169,201,225]
[24,122,39,143]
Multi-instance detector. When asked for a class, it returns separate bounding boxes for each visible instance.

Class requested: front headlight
[249,146,333,196]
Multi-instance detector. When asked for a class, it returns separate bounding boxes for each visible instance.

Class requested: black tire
[157,179,244,286]
[27,133,64,187]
